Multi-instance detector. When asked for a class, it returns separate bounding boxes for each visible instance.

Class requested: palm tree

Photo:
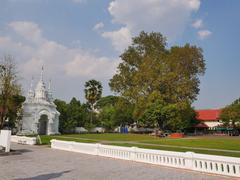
[84,79,102,125]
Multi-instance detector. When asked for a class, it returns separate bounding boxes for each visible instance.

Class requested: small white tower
[20,67,60,135]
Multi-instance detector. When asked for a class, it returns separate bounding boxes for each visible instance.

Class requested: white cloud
[102,27,132,52]
[198,30,212,39]
[8,21,44,45]
[192,19,213,40]
[103,0,201,52]
[93,22,104,31]
[192,19,203,29]
[65,55,119,78]
[0,21,118,97]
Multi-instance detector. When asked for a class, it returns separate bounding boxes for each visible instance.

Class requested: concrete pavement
[0,143,232,180]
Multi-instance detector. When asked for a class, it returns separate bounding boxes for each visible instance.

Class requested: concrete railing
[0,130,11,152]
[11,135,36,145]
[51,139,240,178]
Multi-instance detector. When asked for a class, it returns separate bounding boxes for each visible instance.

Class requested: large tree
[55,98,89,133]
[6,95,25,128]
[113,97,134,126]
[54,99,68,133]
[67,98,85,128]
[84,79,102,124]
[98,105,116,131]
[139,97,196,131]
[95,95,119,109]
[98,97,134,130]
[0,55,22,129]
[109,31,205,121]
[220,98,240,127]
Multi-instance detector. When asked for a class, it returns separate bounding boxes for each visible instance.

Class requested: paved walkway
[0,143,232,180]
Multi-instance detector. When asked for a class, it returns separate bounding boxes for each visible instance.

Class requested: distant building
[195,109,222,129]
[19,68,60,135]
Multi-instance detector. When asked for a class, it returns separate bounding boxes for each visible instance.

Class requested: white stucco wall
[204,121,222,128]
[21,102,60,135]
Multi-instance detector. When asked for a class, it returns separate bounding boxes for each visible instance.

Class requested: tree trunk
[0,115,4,129]
[90,110,93,125]
[0,105,7,129]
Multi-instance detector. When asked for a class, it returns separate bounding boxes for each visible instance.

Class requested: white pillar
[185,152,194,170]
[130,147,137,161]
[0,130,11,152]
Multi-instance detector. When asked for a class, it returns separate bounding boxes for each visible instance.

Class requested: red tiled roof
[196,109,221,121]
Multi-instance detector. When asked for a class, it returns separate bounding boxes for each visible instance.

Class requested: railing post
[96,143,101,156]
[130,147,137,161]
[50,139,55,148]
[185,152,194,170]
[69,141,74,151]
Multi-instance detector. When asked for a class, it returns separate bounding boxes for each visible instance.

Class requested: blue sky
[0,0,239,109]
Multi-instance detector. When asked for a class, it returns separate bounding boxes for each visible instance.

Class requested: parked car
[229,130,239,136]
[75,127,88,134]
[90,127,105,133]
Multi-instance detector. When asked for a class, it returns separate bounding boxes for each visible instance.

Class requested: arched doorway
[38,114,48,135]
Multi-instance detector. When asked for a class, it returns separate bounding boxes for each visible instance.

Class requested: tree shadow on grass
[14,170,71,180]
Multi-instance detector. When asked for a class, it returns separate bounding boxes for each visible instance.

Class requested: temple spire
[48,79,51,91]
[27,77,34,102]
[30,76,34,90]
[48,79,53,102]
[40,66,44,81]
[34,66,48,101]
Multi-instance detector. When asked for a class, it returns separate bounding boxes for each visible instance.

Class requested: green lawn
[39,135,98,145]
[140,137,240,151]
[39,133,240,157]
[56,133,156,141]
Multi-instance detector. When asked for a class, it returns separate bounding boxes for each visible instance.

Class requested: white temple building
[19,68,60,135]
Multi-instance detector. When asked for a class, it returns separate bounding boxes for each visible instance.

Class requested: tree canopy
[84,79,103,125]
[0,55,23,129]
[110,31,205,104]
[54,98,89,133]
[109,31,205,129]
[95,95,119,109]
[97,96,134,130]
[84,79,103,110]
[220,98,240,127]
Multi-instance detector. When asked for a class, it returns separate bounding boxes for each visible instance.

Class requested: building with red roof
[195,109,222,129]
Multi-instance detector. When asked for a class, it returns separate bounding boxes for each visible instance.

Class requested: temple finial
[41,66,44,81]
[48,79,52,90]
[30,76,34,89]
[27,76,34,101]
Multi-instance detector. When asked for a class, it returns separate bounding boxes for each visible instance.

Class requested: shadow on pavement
[13,170,71,180]
[0,148,32,156]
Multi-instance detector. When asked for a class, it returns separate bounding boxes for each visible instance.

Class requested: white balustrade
[0,130,11,152]
[11,135,36,145]
[51,139,240,178]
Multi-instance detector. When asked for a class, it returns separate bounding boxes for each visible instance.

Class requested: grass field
[39,133,240,157]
